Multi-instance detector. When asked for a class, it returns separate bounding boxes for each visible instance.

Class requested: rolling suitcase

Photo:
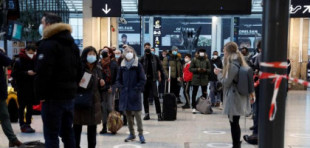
[162,67,177,121]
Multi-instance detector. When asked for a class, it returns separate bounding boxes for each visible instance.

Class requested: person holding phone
[209,51,223,107]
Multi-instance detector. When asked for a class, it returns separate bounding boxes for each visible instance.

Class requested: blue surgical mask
[38,24,44,37]
[151,51,155,55]
[172,51,178,55]
[115,54,121,59]
[87,55,97,64]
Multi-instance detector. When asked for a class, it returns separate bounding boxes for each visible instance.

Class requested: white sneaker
[192,109,197,114]
[219,103,223,110]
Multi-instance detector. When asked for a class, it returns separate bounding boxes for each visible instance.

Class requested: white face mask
[39,24,44,37]
[184,58,190,63]
[199,52,205,57]
[126,52,134,60]
[213,55,218,59]
[27,53,34,59]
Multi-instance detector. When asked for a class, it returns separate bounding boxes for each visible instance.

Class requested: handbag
[74,92,93,109]
[196,96,213,114]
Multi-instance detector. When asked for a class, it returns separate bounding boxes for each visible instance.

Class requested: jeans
[183,82,191,105]
[229,116,241,147]
[192,85,207,109]
[0,99,18,142]
[73,124,97,148]
[41,100,75,148]
[209,81,221,104]
[126,111,143,135]
[143,80,161,114]
[18,98,33,127]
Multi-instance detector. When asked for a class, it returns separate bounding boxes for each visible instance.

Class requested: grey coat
[217,60,251,118]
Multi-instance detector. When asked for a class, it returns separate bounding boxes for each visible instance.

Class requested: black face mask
[145,48,151,54]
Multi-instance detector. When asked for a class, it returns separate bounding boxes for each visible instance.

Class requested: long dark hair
[81,46,98,68]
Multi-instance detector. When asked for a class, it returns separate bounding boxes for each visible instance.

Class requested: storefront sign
[153,17,162,48]
[290,0,310,17]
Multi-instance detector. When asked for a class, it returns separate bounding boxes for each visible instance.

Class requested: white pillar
[211,16,222,55]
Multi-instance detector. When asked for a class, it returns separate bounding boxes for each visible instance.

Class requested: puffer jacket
[162,55,182,79]
[190,56,211,86]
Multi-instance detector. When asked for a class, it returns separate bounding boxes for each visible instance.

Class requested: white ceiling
[64,0,262,14]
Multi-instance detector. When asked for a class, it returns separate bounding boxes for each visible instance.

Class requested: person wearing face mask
[116,46,146,144]
[139,43,165,121]
[189,49,211,114]
[99,51,119,134]
[182,54,193,109]
[11,44,37,133]
[73,46,105,148]
[209,51,223,107]
[114,49,122,61]
[162,46,183,104]
[35,13,82,148]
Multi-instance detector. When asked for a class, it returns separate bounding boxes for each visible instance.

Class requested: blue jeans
[209,81,221,104]
[41,100,75,148]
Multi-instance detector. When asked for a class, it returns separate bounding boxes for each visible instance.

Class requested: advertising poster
[237,18,262,50]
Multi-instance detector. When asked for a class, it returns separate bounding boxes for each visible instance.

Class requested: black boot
[244,134,258,145]
[143,113,150,120]
[157,114,163,121]
[99,123,107,134]
[123,115,127,126]
[233,141,242,148]
[182,104,190,109]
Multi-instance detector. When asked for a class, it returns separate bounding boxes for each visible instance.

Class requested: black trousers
[170,78,180,99]
[229,116,241,147]
[143,80,161,114]
[191,85,207,109]
[18,99,33,127]
[183,82,191,105]
[73,124,97,148]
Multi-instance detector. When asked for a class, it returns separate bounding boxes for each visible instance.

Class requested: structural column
[288,18,309,90]
[83,0,119,50]
[259,0,290,148]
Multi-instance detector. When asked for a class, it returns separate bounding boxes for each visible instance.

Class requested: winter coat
[162,55,182,79]
[0,52,12,101]
[217,59,251,117]
[183,62,193,82]
[116,58,146,111]
[35,23,82,101]
[11,49,37,103]
[209,57,223,81]
[74,65,102,125]
[139,54,165,81]
[190,57,211,86]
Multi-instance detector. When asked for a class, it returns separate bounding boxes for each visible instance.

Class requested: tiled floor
[1,90,310,148]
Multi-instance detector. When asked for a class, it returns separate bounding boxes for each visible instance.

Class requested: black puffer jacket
[0,52,12,101]
[35,23,82,100]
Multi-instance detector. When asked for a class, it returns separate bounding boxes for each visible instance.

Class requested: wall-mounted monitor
[138,0,252,15]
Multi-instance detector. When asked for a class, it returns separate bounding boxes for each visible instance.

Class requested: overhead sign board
[290,0,310,17]
[92,0,121,17]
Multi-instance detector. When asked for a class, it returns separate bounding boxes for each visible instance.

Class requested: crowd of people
[0,13,274,148]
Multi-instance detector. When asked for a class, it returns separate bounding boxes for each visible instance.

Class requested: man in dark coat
[0,49,22,147]
[209,51,223,107]
[11,45,37,133]
[139,43,165,121]
[35,13,81,148]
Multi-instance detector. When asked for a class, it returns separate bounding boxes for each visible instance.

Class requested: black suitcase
[162,67,177,121]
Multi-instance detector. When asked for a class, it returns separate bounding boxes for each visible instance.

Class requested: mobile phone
[213,64,218,69]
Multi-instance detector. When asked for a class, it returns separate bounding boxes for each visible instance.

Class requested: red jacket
[183,62,193,82]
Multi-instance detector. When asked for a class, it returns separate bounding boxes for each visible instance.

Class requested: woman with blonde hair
[214,42,251,148]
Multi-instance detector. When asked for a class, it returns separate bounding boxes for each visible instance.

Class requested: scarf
[125,59,135,69]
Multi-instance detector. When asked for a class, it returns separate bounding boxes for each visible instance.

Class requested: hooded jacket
[35,23,82,100]
[11,49,37,103]
[190,56,211,86]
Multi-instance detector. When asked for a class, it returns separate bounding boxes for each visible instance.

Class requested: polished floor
[1,90,310,148]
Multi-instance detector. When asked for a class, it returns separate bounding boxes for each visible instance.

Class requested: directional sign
[290,0,310,17]
[92,0,121,17]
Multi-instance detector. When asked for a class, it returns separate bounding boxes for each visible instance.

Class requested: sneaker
[21,125,35,133]
[177,100,183,104]
[192,109,197,114]
[219,103,223,110]
[143,114,150,120]
[9,139,22,147]
[182,104,190,109]
[244,134,258,145]
[125,134,136,142]
[139,134,146,144]
[157,114,163,121]
[99,125,107,134]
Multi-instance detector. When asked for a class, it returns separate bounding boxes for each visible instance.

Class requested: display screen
[138,0,252,15]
